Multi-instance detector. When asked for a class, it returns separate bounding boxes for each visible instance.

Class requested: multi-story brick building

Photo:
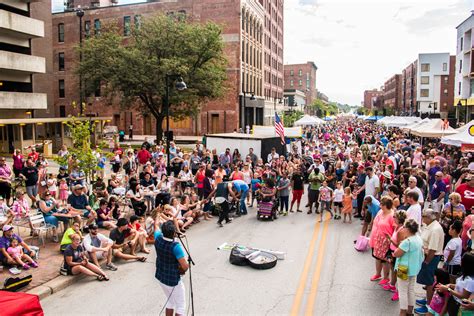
[0,0,54,152]
[52,0,283,136]
[416,53,455,117]
[283,61,318,108]
[383,75,402,113]
[363,89,384,110]
[402,61,417,115]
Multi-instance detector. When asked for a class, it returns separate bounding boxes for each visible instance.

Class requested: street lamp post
[165,74,187,174]
[242,91,255,129]
[76,7,84,115]
[428,102,437,118]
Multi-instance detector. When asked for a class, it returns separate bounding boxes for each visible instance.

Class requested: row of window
[289,69,304,76]
[57,79,100,98]
[419,62,448,73]
[58,15,142,43]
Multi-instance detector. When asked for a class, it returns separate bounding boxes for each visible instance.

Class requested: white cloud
[284,0,473,105]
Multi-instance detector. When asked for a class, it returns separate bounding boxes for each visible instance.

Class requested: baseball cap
[117,218,128,227]
[73,184,84,190]
[2,225,13,232]
[88,223,98,230]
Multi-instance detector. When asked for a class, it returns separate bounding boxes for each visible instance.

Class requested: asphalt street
[40,188,419,316]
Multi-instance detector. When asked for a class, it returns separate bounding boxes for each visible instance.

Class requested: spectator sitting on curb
[0,225,36,266]
[82,223,117,271]
[60,220,83,252]
[109,218,147,262]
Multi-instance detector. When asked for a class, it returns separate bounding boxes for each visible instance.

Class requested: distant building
[284,61,318,107]
[383,75,402,113]
[317,91,328,104]
[416,53,455,118]
[283,89,306,112]
[455,13,474,122]
[402,61,417,115]
[363,89,384,110]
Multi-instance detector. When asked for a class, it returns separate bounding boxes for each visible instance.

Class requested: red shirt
[28,152,39,162]
[196,170,205,189]
[137,149,152,165]
[455,183,474,212]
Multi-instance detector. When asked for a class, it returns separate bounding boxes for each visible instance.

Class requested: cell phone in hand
[462,298,471,304]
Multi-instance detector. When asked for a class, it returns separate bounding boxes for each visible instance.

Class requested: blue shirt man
[364,195,381,218]
[232,180,249,215]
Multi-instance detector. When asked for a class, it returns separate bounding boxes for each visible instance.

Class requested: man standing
[455,173,474,214]
[20,159,39,206]
[232,179,249,215]
[429,172,446,213]
[407,176,424,206]
[0,157,12,204]
[137,145,152,169]
[405,191,422,225]
[155,221,189,316]
[248,148,258,167]
[207,181,237,227]
[414,209,444,315]
[267,147,279,163]
[355,165,366,218]
[307,168,325,214]
[358,167,380,199]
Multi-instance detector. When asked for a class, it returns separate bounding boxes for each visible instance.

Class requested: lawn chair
[29,210,57,247]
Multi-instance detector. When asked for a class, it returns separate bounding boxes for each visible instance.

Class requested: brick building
[383,74,402,113]
[52,0,283,136]
[283,61,317,108]
[402,61,417,114]
[363,89,384,110]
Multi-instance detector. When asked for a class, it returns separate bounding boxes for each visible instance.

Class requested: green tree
[308,99,338,117]
[281,110,304,127]
[77,14,228,141]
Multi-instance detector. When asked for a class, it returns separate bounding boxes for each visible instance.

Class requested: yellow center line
[290,219,322,316]
[304,215,331,315]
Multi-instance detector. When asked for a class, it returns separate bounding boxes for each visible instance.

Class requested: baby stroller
[256,198,279,221]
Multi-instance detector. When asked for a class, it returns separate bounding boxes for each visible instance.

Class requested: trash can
[43,140,53,157]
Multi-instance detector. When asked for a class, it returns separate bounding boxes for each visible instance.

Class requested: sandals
[137,256,147,262]
[142,248,151,254]
[97,274,106,281]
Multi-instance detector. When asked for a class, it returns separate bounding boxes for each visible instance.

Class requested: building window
[460,37,464,51]
[58,52,65,71]
[420,76,429,84]
[298,69,302,76]
[85,21,91,38]
[442,63,447,71]
[94,19,101,35]
[444,77,449,84]
[444,88,448,96]
[134,15,141,29]
[458,82,461,95]
[420,63,430,72]
[298,79,302,86]
[124,16,131,36]
[420,89,429,97]
[59,105,66,117]
[460,60,463,73]
[58,23,65,43]
[95,81,101,97]
[59,80,65,98]
[290,80,294,87]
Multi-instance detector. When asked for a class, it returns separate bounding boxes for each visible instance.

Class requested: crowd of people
[0,117,474,314]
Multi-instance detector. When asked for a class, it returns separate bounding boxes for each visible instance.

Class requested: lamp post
[428,102,437,118]
[458,99,468,124]
[76,7,84,115]
[242,91,255,129]
[165,74,187,174]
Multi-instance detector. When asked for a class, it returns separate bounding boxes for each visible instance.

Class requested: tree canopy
[307,99,338,117]
[77,14,228,139]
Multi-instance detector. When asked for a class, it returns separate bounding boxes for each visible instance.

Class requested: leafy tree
[308,99,338,117]
[77,14,228,141]
[281,110,304,127]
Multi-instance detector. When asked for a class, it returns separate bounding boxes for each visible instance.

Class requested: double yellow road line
[290,215,331,315]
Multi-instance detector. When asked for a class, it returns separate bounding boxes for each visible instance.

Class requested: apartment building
[456,13,474,122]
[383,75,402,113]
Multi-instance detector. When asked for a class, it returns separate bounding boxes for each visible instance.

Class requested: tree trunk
[154,114,164,145]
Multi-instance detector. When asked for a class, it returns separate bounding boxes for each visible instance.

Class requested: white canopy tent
[294,115,322,126]
[403,118,431,131]
[376,116,395,125]
[441,120,474,147]
[385,117,418,128]
[311,116,326,125]
[410,119,456,138]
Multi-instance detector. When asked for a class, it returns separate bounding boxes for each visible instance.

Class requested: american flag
[275,113,285,145]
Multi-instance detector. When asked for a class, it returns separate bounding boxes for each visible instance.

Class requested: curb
[26,274,85,300]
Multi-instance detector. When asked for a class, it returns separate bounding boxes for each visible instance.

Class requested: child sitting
[427,268,450,316]
[7,237,38,269]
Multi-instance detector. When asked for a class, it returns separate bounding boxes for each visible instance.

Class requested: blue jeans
[240,190,248,214]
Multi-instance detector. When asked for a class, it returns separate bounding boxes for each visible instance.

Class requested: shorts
[334,201,343,208]
[292,189,303,202]
[308,189,319,203]
[446,264,461,277]
[26,185,38,198]
[427,306,441,316]
[417,255,441,286]
[159,280,186,315]
[364,211,372,224]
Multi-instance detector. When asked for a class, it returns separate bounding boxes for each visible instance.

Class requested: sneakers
[217,222,223,228]
[414,305,428,314]
[29,262,39,268]
[106,263,118,271]
[391,291,399,301]
[416,299,427,307]
[378,279,390,286]
[370,274,382,281]
[22,264,30,270]
[382,284,396,292]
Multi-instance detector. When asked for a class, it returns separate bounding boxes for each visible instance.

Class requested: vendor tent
[311,116,326,125]
[376,116,394,125]
[410,119,456,138]
[441,120,474,147]
[294,115,321,126]
[404,118,431,131]
[365,116,384,121]
[385,117,417,128]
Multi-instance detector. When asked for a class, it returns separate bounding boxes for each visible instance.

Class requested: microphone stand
[177,235,195,316]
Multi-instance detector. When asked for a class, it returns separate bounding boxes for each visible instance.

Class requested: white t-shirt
[365,175,380,197]
[454,276,474,303]
[406,203,422,225]
[333,188,344,202]
[408,187,424,203]
[444,237,462,266]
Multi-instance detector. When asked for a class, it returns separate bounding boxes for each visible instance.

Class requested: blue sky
[52,0,473,105]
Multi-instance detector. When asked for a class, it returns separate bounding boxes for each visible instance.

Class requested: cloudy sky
[286,0,472,105]
[52,0,472,105]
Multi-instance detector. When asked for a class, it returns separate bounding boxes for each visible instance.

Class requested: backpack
[3,275,33,292]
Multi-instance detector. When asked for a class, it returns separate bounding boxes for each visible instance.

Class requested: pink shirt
[12,198,30,218]
[7,245,21,258]
[370,211,395,248]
